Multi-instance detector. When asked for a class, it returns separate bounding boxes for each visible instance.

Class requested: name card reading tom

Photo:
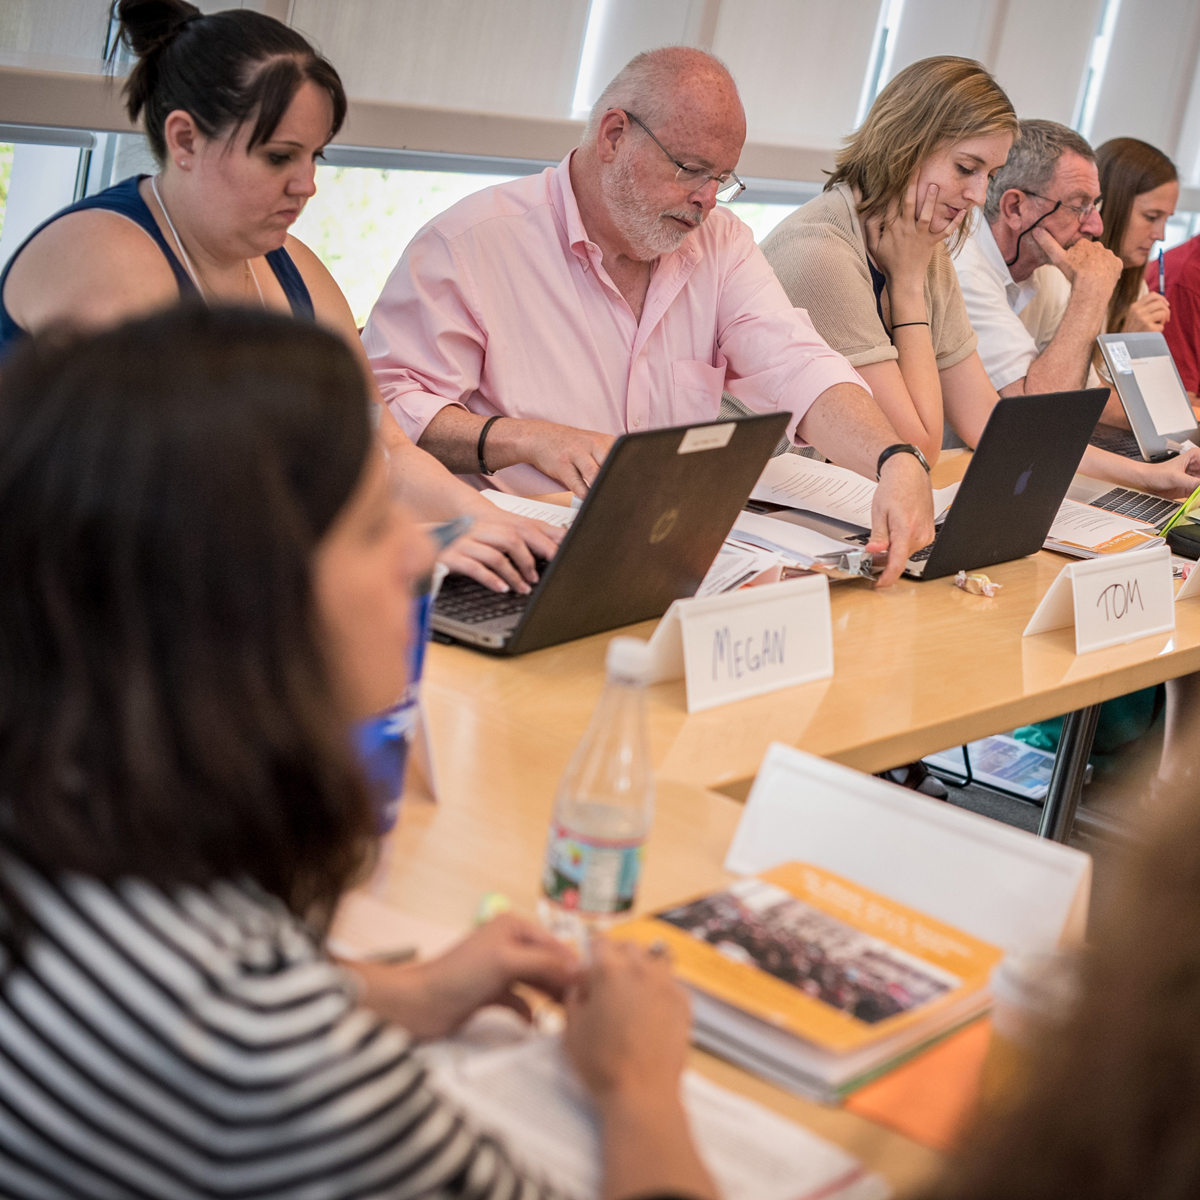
[645,575,833,713]
[1023,543,1175,655]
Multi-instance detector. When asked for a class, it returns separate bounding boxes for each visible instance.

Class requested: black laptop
[433,413,790,654]
[776,390,1110,580]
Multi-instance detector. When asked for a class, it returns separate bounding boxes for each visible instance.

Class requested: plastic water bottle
[539,637,655,945]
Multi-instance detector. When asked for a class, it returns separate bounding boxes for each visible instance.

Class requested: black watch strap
[476,415,503,477]
[876,442,930,480]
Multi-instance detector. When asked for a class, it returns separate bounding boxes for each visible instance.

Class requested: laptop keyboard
[1088,487,1179,529]
[1089,426,1143,459]
[434,563,547,626]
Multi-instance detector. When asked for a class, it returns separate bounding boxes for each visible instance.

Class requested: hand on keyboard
[438,513,563,593]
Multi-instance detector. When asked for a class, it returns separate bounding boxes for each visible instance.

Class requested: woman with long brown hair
[761,56,1016,464]
[0,305,716,1200]
[1096,137,1178,338]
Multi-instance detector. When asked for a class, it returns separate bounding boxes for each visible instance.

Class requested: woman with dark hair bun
[0,305,716,1200]
[0,0,561,597]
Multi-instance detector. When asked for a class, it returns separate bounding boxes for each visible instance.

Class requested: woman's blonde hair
[828,56,1017,251]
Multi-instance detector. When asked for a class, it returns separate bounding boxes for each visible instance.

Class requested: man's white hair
[582,46,737,144]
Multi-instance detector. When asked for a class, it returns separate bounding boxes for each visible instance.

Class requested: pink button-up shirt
[364,153,866,495]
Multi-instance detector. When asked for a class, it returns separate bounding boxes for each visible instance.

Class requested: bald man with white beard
[365,48,935,587]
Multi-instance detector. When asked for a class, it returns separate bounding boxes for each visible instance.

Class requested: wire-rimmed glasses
[622,110,745,203]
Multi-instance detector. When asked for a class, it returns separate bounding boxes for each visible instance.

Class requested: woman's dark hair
[1096,138,1177,335]
[111,0,347,163]
[926,787,1200,1200]
[0,307,375,935]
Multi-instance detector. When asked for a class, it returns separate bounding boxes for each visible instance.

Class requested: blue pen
[1159,248,1166,295]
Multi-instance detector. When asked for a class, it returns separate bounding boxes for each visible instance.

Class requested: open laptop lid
[1097,332,1197,459]
[919,388,1110,579]
[505,412,789,655]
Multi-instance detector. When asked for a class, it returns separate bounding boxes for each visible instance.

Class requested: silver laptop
[1067,478,1181,531]
[1094,332,1197,462]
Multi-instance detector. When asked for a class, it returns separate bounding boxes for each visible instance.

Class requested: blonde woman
[761,56,1016,464]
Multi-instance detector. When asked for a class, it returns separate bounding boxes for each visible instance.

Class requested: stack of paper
[481,489,576,529]
[428,1023,888,1200]
[612,863,1002,1103]
[1045,498,1164,558]
[751,456,959,528]
[481,489,859,597]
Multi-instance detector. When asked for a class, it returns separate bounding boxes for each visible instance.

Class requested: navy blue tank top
[0,175,314,353]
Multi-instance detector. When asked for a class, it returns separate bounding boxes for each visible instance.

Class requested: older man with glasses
[364,47,936,588]
[954,119,1124,399]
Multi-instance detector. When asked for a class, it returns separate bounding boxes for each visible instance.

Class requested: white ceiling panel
[290,0,590,119]
[713,0,881,148]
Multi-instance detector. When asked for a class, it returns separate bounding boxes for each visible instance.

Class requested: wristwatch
[876,443,930,480]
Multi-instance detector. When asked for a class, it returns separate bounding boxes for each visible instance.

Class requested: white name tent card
[644,575,833,713]
[726,743,1092,952]
[1022,543,1175,654]
[1175,562,1200,603]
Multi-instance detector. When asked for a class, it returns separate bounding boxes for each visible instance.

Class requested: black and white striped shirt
[0,856,566,1199]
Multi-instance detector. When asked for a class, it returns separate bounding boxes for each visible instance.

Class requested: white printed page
[431,1032,887,1200]
[696,542,781,597]
[1048,499,1155,549]
[1130,356,1194,437]
[482,489,576,528]
[730,509,854,562]
[752,456,877,526]
[752,457,957,528]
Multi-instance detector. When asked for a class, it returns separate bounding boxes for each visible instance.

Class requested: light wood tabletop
[372,772,946,1198]
[357,456,1194,1195]
[422,453,1200,799]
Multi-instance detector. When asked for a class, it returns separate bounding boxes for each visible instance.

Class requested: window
[1072,0,1122,140]
[855,0,906,127]
[292,166,520,327]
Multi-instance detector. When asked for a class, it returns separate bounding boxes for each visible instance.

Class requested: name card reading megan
[645,575,833,713]
[1023,543,1175,655]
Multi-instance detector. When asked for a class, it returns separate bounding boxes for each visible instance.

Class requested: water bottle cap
[606,636,652,683]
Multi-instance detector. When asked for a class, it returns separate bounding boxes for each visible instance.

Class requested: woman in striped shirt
[0,306,716,1200]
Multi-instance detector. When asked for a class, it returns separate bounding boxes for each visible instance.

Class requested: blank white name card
[645,575,833,712]
[1023,544,1175,654]
[1175,562,1200,603]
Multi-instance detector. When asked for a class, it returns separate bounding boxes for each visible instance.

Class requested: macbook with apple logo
[784,390,1110,580]
[882,389,1110,579]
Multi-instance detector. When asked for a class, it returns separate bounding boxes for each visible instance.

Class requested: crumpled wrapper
[954,570,1001,598]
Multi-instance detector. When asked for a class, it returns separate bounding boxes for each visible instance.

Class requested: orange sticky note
[844,1017,992,1152]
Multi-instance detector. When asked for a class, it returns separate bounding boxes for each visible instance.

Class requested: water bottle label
[542,822,644,916]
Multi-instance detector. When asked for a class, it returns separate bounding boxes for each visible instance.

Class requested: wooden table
[375,771,947,1197]
[424,453,1200,819]
[364,456,1196,1194]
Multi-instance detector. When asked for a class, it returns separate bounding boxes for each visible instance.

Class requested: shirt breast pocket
[670,359,727,425]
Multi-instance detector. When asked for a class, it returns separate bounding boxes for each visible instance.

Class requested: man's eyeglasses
[622,111,745,203]
[1022,190,1103,224]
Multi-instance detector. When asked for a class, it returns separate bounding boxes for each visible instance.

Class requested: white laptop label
[1023,544,1175,653]
[678,423,736,454]
[1108,341,1133,374]
[644,576,833,712]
